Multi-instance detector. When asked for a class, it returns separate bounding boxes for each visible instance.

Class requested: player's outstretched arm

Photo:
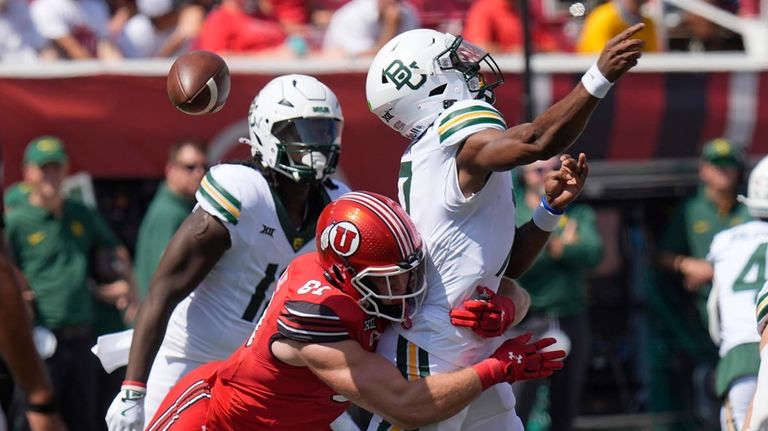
[275,333,565,430]
[107,209,230,431]
[456,25,642,193]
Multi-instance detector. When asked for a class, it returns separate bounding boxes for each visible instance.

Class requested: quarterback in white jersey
[708,155,768,431]
[106,75,350,431]
[365,26,644,431]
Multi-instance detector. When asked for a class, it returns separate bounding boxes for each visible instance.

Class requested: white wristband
[581,63,613,99]
[532,198,563,232]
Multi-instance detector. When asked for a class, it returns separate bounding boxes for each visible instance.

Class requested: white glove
[105,382,146,431]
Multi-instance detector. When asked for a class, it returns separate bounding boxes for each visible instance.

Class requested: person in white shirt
[30,0,121,59]
[0,0,55,63]
[323,0,419,57]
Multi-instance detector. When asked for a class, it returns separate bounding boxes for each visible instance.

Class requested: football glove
[450,286,515,337]
[472,333,566,390]
[105,381,146,431]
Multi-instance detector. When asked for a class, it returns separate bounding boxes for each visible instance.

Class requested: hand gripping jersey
[204,252,386,430]
[395,99,516,366]
[162,164,350,363]
[708,220,766,356]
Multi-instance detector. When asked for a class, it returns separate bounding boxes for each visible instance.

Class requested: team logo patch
[321,221,360,257]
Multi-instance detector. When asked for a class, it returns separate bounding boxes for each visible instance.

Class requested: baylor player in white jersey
[365,26,644,431]
[106,74,351,431]
[713,155,768,431]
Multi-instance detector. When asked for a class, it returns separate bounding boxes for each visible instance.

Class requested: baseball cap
[24,136,68,166]
[701,138,743,168]
[137,0,174,18]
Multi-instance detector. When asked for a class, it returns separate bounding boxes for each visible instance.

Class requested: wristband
[472,358,505,390]
[581,63,613,99]
[532,196,563,232]
[122,380,147,389]
[26,399,57,414]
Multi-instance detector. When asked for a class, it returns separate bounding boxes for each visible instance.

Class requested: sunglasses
[176,162,207,172]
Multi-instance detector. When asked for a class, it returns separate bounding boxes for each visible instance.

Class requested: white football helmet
[366,29,503,140]
[241,74,343,185]
[739,155,768,219]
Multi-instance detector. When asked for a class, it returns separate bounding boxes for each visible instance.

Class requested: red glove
[472,333,566,390]
[450,286,515,337]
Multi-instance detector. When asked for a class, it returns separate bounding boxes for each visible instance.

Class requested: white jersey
[708,220,766,356]
[162,164,350,363]
[394,99,516,367]
[757,281,768,336]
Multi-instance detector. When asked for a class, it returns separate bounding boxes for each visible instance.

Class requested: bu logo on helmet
[321,221,361,257]
[384,60,426,91]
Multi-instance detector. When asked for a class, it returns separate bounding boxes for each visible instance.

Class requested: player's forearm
[124,291,177,382]
[384,368,483,429]
[505,221,551,279]
[0,257,56,404]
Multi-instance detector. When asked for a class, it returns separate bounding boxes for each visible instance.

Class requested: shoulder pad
[195,164,263,225]
[436,99,506,147]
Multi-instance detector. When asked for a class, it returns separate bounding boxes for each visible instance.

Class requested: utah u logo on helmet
[384,60,426,91]
[321,221,361,257]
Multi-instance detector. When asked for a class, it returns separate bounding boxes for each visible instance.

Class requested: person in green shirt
[510,157,604,431]
[654,138,749,428]
[4,136,137,431]
[133,140,207,301]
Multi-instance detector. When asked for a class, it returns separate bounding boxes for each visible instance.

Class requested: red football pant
[145,361,223,430]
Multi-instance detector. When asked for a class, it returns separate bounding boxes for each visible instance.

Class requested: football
[167,50,231,115]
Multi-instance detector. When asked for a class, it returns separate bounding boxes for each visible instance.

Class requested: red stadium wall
[2,70,768,197]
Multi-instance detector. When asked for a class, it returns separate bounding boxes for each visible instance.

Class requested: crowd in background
[0,0,762,63]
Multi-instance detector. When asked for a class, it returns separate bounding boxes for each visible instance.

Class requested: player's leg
[143,346,206,425]
[144,361,221,431]
[721,375,758,431]
[366,328,468,431]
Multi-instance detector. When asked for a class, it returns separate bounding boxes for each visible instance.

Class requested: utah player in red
[146,191,565,430]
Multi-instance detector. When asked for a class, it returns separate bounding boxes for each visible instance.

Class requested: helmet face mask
[435,36,503,103]
[352,250,427,323]
[243,74,343,185]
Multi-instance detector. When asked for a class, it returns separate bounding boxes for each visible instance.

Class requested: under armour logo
[509,353,523,364]
[260,225,276,237]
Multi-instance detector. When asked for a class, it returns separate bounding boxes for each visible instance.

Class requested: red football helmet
[317,191,427,323]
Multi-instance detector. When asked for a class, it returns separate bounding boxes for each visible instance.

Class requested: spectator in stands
[29,0,122,60]
[323,0,420,58]
[511,157,603,431]
[0,0,57,63]
[117,0,205,58]
[133,140,206,301]
[4,136,137,430]
[259,0,311,33]
[577,0,659,53]
[463,0,565,53]
[654,137,748,427]
[197,0,294,56]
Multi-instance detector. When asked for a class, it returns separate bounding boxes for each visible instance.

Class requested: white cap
[137,0,175,18]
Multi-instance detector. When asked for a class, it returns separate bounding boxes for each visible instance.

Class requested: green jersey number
[733,243,768,292]
[242,263,280,321]
[398,161,413,214]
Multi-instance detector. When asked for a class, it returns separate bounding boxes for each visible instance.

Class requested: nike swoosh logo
[120,403,138,417]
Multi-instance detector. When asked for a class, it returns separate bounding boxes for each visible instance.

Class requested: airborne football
[166,50,231,115]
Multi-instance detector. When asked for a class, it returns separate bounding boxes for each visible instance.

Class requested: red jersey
[204,252,386,430]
